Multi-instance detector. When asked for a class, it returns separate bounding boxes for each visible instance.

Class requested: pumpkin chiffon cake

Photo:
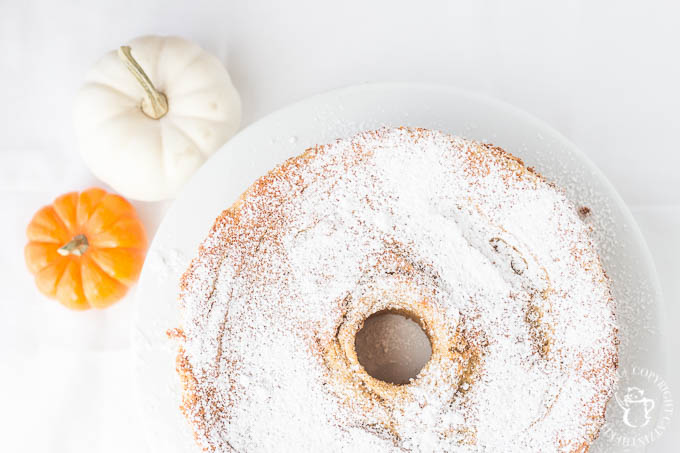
[172,127,618,452]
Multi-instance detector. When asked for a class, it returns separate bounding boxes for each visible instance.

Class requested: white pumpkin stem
[58,234,89,257]
[118,46,169,120]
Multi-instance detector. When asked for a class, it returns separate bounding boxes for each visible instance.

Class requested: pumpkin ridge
[94,245,145,251]
[89,105,140,130]
[166,49,205,87]
[85,194,137,235]
[162,119,201,153]
[52,193,79,232]
[86,212,134,237]
[45,206,72,243]
[62,260,88,309]
[27,225,65,244]
[169,110,231,126]
[151,36,169,90]
[25,242,60,275]
[88,247,147,285]
[85,81,138,103]
[88,113,157,151]
[158,121,166,177]
[165,83,226,99]
[80,255,129,308]
[83,252,124,285]
[49,258,71,296]
[87,217,147,249]
[130,36,166,93]
[76,188,107,227]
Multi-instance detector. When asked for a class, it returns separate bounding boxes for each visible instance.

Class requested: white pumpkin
[74,35,241,201]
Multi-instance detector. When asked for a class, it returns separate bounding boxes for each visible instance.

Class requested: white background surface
[0,0,678,452]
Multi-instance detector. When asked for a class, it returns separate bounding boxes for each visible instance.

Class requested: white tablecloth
[1,1,678,451]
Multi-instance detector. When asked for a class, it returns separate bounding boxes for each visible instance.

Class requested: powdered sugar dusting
[176,127,617,452]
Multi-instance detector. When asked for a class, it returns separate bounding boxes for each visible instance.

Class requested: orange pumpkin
[25,188,148,310]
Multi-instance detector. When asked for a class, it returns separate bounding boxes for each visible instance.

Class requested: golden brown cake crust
[173,127,617,452]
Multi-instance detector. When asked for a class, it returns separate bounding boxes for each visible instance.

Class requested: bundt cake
[172,127,618,452]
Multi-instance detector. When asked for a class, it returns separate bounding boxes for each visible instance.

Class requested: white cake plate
[133,83,666,453]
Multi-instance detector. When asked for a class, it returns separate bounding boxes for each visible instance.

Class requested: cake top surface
[178,127,617,452]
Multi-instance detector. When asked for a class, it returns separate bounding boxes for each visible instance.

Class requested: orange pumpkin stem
[57,234,89,257]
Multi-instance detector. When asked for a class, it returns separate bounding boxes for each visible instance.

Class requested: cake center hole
[354,310,432,385]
